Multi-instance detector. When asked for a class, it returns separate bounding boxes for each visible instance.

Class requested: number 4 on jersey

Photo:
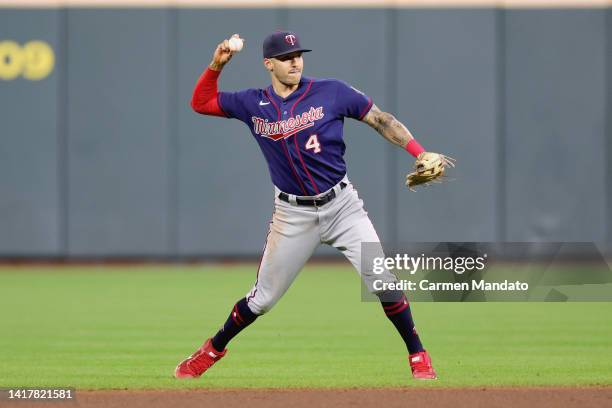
[305,134,321,153]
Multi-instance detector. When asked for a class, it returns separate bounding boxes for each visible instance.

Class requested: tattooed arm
[362,103,455,190]
[361,104,417,148]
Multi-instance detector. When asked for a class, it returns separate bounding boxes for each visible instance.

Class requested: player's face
[264,52,303,86]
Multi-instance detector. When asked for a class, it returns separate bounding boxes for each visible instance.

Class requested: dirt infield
[4,387,612,408]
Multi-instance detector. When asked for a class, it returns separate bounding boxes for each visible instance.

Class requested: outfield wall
[0,4,610,257]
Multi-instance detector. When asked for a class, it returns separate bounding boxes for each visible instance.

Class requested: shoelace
[412,360,429,373]
[410,354,432,373]
[187,349,216,374]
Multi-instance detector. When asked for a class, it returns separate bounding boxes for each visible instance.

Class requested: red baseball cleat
[174,338,227,379]
[409,350,437,380]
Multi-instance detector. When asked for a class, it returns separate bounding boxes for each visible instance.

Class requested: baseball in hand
[228,36,244,52]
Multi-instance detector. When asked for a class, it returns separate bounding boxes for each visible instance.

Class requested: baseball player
[175,31,453,381]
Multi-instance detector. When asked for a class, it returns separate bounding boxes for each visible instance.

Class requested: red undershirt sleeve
[190,68,228,118]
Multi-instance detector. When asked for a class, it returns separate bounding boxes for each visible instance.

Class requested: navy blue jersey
[218,77,372,196]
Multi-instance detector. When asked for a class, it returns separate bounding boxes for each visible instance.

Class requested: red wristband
[405,139,425,158]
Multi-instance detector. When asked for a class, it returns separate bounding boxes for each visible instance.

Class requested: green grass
[0,265,611,390]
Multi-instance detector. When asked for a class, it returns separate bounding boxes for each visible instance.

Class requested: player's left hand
[405,152,455,191]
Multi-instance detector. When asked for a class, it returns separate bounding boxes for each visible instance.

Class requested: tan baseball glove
[406,152,455,191]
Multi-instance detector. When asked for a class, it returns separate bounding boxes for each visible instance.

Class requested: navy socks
[211,298,259,352]
[210,293,423,355]
[378,291,424,354]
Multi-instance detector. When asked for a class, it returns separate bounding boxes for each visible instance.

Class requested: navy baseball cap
[263,31,312,59]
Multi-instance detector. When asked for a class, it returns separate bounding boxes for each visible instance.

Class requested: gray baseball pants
[245,176,397,315]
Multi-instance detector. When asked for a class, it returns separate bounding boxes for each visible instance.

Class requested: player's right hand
[210,34,242,69]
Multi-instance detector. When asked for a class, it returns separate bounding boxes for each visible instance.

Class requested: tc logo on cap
[285,34,296,46]
[263,31,311,58]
